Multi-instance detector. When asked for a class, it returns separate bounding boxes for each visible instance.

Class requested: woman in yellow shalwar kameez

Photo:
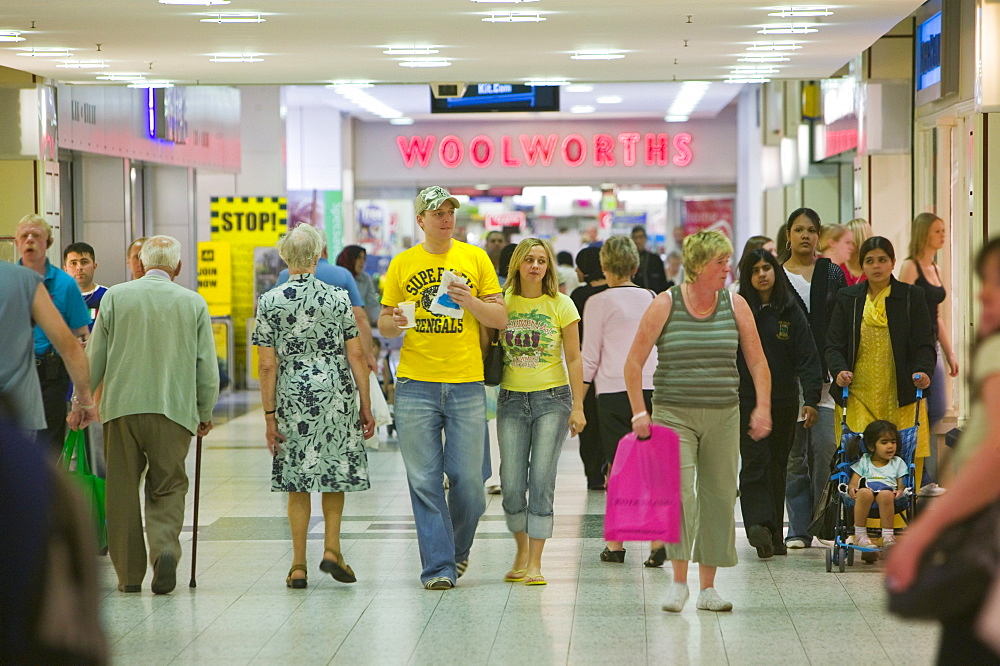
[826,237,937,527]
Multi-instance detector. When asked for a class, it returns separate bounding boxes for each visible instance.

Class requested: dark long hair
[335,245,366,276]
[848,419,898,460]
[738,248,792,312]
[858,236,896,264]
[779,207,821,263]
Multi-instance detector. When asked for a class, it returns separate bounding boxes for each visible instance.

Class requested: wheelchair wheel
[846,547,855,566]
[838,547,847,572]
[825,548,833,573]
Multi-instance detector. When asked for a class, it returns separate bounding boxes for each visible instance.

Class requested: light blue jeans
[496,386,573,540]
[394,378,487,584]
[784,405,837,543]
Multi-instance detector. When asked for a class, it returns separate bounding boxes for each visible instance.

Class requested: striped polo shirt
[653,284,740,407]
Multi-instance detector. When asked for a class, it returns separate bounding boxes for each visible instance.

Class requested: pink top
[581,285,657,395]
[839,263,866,286]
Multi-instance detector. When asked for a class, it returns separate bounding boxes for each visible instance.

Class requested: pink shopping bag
[604,424,681,543]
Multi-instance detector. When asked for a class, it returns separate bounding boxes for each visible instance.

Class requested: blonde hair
[845,218,872,265]
[683,230,733,283]
[503,238,559,297]
[819,223,849,253]
[908,213,942,261]
[16,214,53,241]
[599,235,640,278]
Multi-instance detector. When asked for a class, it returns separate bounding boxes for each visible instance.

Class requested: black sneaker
[772,542,788,556]
[747,525,774,559]
[151,552,177,595]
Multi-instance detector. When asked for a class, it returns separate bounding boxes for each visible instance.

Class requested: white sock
[881,528,894,539]
[855,527,866,540]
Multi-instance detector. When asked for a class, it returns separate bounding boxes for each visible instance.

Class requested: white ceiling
[0,1,923,120]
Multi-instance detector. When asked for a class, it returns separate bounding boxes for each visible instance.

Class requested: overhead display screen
[430,83,560,113]
[917,11,942,91]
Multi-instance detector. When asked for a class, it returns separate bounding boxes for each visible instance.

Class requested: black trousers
[35,352,70,454]
[937,618,1000,665]
[597,390,654,467]
[578,384,604,481]
[738,398,800,543]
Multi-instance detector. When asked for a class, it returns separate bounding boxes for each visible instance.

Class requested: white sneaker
[856,535,873,548]
[919,483,946,497]
[661,583,690,612]
[786,538,809,549]
[696,587,733,612]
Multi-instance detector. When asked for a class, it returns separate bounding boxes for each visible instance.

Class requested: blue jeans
[784,405,837,543]
[394,378,487,584]
[496,386,572,540]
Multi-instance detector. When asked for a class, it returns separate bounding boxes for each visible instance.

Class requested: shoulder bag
[887,499,1000,622]
[483,329,504,387]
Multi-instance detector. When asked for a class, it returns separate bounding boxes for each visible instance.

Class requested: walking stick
[189,435,203,588]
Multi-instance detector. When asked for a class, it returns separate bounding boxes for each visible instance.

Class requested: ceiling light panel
[0,30,25,42]
[210,54,264,62]
[570,105,595,113]
[331,85,404,119]
[768,6,833,18]
[17,48,73,57]
[398,59,451,67]
[482,11,545,22]
[201,13,265,23]
[757,24,818,34]
[383,47,439,55]
[571,51,624,60]
[666,81,710,118]
[596,95,622,104]
[747,41,802,51]
[159,0,230,4]
[564,84,594,93]
[525,80,570,86]
[57,60,109,69]
[95,72,147,81]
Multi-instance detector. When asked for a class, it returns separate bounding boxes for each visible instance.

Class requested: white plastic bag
[369,371,392,426]
[429,270,466,318]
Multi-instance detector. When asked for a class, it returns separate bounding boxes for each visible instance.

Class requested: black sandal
[286,563,308,589]
[320,549,357,583]
[643,546,667,568]
[600,546,626,563]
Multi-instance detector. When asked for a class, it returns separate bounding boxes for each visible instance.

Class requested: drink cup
[398,301,417,328]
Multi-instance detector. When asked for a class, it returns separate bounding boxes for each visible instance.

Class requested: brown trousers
[104,414,191,586]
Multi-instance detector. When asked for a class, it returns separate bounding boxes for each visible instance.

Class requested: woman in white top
[581,236,659,566]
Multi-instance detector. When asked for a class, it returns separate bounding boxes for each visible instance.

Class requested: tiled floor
[97,391,940,665]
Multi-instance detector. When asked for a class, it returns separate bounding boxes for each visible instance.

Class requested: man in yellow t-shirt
[379,186,507,590]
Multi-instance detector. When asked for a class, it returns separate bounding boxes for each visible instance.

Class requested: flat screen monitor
[430,83,559,113]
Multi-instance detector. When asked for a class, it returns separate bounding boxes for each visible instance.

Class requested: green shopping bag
[60,429,107,552]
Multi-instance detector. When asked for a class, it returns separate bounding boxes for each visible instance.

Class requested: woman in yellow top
[826,236,936,497]
[496,238,587,586]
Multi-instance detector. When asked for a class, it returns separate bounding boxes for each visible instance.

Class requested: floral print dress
[253,274,370,493]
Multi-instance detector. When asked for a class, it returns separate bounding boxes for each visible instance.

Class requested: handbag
[887,499,1000,622]
[59,429,107,552]
[483,329,504,387]
[604,424,682,543]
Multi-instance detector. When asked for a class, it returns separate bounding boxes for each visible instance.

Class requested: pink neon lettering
[501,135,522,167]
[645,133,670,166]
[593,134,615,166]
[519,134,558,166]
[439,135,463,168]
[470,135,495,168]
[618,133,639,166]
[672,133,693,167]
[561,134,586,167]
[396,135,436,168]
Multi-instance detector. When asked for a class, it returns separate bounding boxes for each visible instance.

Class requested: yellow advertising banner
[210,196,287,385]
[197,241,231,317]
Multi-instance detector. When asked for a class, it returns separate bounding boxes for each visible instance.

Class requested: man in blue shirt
[16,215,91,451]
[277,245,376,371]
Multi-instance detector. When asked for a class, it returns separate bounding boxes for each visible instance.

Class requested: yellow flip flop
[504,568,527,582]
[523,574,547,586]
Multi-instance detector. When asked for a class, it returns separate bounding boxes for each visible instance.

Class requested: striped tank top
[652,284,740,407]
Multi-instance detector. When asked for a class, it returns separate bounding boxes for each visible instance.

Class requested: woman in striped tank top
[624,231,773,613]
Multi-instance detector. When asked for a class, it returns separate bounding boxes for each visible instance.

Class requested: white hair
[278,224,324,271]
[139,235,182,271]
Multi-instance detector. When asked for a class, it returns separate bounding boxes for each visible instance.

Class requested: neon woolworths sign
[395,132,694,169]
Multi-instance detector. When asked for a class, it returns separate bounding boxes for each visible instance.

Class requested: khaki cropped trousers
[654,402,740,568]
[104,414,192,586]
